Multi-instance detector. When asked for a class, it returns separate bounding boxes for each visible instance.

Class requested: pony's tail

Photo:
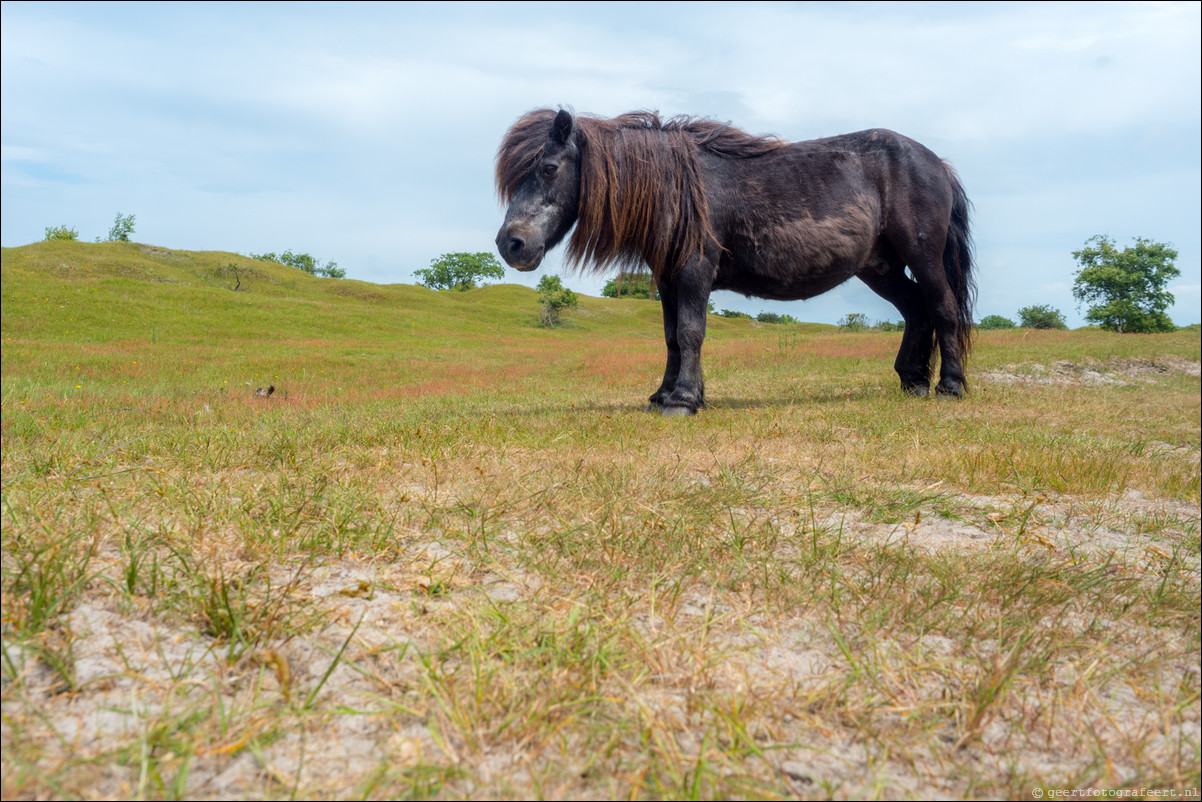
[942,163,976,372]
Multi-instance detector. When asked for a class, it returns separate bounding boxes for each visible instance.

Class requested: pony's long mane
[496,109,785,279]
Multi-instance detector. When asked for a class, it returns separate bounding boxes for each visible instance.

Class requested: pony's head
[494,109,581,272]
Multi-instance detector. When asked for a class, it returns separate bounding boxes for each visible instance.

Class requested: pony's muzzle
[495,224,543,271]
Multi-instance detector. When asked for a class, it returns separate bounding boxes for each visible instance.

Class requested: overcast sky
[3,1,1199,326]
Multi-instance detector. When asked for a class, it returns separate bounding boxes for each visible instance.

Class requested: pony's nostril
[508,237,525,256]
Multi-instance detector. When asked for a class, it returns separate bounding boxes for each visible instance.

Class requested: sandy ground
[4,481,1198,799]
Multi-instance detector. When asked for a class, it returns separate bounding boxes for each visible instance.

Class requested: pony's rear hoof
[661,405,697,417]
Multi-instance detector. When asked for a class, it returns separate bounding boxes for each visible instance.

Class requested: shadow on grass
[492,384,907,418]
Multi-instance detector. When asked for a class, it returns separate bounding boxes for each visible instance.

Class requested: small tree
[536,275,579,327]
[717,309,752,320]
[1071,235,1179,333]
[104,212,136,242]
[601,271,659,300]
[978,314,1017,330]
[44,225,79,241]
[757,312,800,325]
[250,250,345,278]
[415,252,505,291]
[320,261,346,279]
[838,312,871,332]
[1018,304,1068,330]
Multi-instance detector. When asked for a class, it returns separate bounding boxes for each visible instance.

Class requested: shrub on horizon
[44,225,79,241]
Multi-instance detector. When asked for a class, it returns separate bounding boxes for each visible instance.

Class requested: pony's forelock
[495,108,560,204]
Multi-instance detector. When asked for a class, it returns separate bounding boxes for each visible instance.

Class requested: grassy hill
[1,240,643,350]
[5,239,1195,407]
[1,240,830,403]
[2,241,1199,800]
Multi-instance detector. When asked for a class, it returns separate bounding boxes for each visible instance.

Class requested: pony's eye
[540,163,558,178]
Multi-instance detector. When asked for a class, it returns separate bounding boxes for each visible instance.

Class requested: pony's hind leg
[928,286,969,398]
[858,265,935,395]
[909,256,969,397]
[890,234,969,398]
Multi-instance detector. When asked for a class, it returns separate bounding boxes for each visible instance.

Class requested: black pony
[496,109,975,415]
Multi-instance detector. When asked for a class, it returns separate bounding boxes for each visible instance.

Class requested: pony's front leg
[647,280,681,412]
[656,264,710,416]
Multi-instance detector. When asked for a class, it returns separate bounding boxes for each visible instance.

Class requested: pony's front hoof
[935,380,965,399]
[645,402,663,413]
[903,383,930,398]
[660,404,697,417]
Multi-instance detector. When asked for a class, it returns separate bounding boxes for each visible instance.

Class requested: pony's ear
[551,109,574,145]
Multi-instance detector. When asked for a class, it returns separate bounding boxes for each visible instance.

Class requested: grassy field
[2,240,1199,800]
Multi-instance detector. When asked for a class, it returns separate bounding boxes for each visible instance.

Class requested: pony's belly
[714,205,880,300]
[715,262,859,301]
